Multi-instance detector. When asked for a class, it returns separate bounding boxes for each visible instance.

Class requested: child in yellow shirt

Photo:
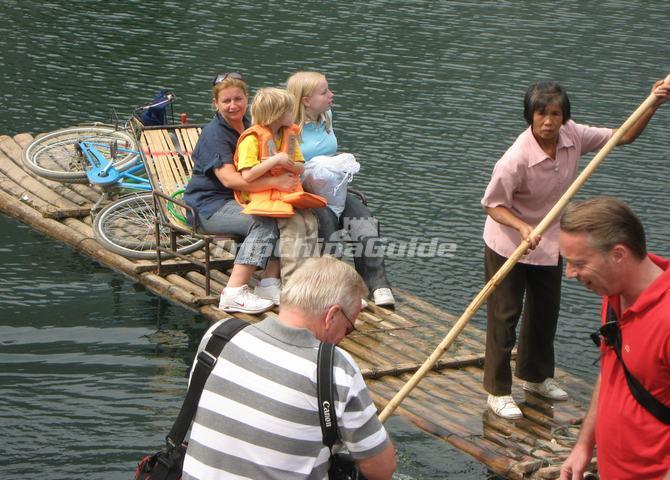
[234,87,325,282]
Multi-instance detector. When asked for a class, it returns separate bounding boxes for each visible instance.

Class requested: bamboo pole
[360,352,486,379]
[379,73,670,423]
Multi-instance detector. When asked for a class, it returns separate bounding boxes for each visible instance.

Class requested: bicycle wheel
[23,125,139,183]
[93,193,205,259]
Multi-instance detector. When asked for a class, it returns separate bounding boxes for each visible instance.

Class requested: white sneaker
[523,378,568,401]
[218,285,274,314]
[254,283,281,305]
[487,394,523,419]
[373,288,395,307]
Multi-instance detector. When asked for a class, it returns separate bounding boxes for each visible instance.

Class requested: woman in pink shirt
[482,80,670,419]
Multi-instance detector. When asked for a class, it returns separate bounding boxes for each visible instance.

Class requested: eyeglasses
[212,72,243,86]
[590,320,619,348]
[339,307,357,333]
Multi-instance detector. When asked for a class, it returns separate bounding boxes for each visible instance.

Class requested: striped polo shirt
[182,317,390,479]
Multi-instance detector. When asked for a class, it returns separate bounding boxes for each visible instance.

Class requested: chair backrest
[140,126,202,230]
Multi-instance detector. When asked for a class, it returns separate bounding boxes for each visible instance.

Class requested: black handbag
[317,342,367,480]
[134,318,249,480]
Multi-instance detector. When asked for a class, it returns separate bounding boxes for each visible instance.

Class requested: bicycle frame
[79,140,151,191]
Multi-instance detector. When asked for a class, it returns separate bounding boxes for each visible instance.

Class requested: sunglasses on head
[590,320,620,348]
[212,72,243,86]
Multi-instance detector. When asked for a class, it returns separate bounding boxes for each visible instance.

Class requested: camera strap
[166,318,249,448]
[317,342,339,448]
[605,304,670,425]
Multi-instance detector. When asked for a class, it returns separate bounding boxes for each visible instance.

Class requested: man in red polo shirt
[559,197,670,479]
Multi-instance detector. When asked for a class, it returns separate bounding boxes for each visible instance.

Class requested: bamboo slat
[139,272,205,310]
[155,130,182,191]
[140,127,204,232]
[131,258,210,274]
[178,127,201,163]
[341,323,433,371]
[165,273,210,297]
[3,134,102,203]
[142,129,190,195]
[143,131,173,192]
[0,170,56,213]
[0,150,81,210]
[361,352,486,378]
[176,128,197,177]
[396,298,487,353]
[181,272,224,305]
[369,381,526,480]
[164,272,231,307]
[383,373,482,430]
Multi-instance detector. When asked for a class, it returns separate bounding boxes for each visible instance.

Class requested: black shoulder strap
[317,342,339,449]
[606,304,670,425]
[166,318,249,447]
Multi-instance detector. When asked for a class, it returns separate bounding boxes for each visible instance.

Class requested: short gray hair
[280,256,368,317]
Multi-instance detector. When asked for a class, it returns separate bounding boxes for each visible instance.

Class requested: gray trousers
[198,200,278,269]
[314,192,389,292]
[483,245,562,396]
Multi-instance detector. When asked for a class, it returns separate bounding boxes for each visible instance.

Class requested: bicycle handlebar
[133,90,176,115]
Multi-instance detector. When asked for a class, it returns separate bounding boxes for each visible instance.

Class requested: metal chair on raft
[138,124,237,299]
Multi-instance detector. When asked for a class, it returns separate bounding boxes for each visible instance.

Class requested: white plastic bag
[302,153,360,218]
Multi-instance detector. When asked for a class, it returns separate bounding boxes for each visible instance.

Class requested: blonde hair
[286,71,332,134]
[250,87,295,126]
[212,77,248,103]
[560,196,647,259]
[280,256,367,318]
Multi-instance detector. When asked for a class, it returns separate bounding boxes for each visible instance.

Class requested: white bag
[302,153,360,218]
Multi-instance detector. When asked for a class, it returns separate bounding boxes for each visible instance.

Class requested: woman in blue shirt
[184,73,299,314]
[287,71,394,307]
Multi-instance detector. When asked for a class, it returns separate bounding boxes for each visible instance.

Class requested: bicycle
[22,91,177,186]
[22,124,142,185]
[22,92,205,259]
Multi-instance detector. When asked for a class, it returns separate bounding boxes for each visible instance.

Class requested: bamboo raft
[0,132,598,479]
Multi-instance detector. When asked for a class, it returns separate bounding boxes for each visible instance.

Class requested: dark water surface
[1,1,669,478]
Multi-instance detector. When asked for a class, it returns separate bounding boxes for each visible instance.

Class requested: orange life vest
[233,124,327,217]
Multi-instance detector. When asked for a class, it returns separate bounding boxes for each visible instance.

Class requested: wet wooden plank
[2,134,102,204]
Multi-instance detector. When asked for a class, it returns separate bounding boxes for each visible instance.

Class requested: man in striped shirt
[182,256,396,479]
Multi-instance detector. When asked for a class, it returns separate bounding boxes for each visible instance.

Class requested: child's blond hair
[286,71,332,133]
[250,87,295,126]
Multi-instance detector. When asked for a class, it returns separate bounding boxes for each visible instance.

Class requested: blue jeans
[314,192,389,292]
[197,200,278,269]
